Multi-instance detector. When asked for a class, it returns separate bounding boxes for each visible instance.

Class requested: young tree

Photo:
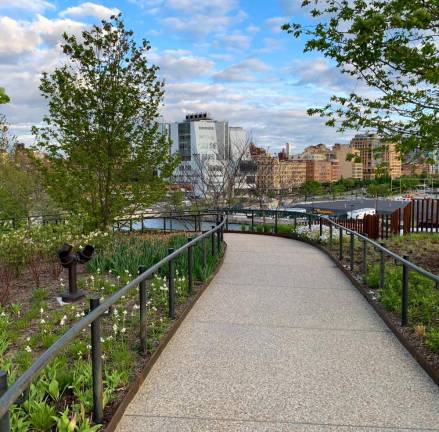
[0,88,9,105]
[283,0,439,156]
[32,15,177,230]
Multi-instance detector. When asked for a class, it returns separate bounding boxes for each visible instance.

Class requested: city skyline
[0,0,362,153]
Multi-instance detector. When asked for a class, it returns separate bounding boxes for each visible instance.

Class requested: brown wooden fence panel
[403,202,412,235]
[390,208,401,236]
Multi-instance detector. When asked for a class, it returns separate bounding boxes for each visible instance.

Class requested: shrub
[426,328,439,352]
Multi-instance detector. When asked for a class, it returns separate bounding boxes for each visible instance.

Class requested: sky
[0,0,362,154]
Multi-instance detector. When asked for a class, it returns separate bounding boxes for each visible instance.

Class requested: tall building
[252,151,306,192]
[305,160,340,183]
[332,144,363,180]
[169,113,247,196]
[350,133,401,180]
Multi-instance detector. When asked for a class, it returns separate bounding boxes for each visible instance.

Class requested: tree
[300,180,324,198]
[283,0,439,156]
[181,133,254,208]
[367,183,391,198]
[0,88,9,105]
[32,15,177,230]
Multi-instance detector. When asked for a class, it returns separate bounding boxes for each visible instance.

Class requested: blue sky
[0,0,360,153]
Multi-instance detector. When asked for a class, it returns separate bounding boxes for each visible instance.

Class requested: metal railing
[0,217,226,430]
[0,210,222,234]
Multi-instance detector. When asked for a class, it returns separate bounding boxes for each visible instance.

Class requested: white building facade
[168,113,247,197]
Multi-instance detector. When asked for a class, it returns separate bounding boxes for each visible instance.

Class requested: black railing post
[362,239,367,275]
[216,225,221,254]
[168,248,175,319]
[90,297,103,424]
[350,233,354,271]
[187,238,193,294]
[402,255,409,326]
[129,219,133,232]
[141,216,144,233]
[0,371,10,432]
[211,226,215,256]
[202,231,207,268]
[308,215,312,230]
[319,218,323,237]
[251,211,254,231]
[294,216,297,230]
[226,210,229,231]
[138,266,148,354]
[275,211,278,233]
[380,243,385,290]
[329,223,333,246]
[339,228,343,260]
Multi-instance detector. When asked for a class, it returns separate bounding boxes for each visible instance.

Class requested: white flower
[39,308,44,315]
[120,327,126,333]
[133,304,139,310]
[40,319,46,324]
[25,346,32,353]
[112,323,118,333]
[123,310,127,316]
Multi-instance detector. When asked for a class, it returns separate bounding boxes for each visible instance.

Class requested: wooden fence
[329,199,439,240]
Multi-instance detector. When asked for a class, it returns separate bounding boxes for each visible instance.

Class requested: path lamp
[58,243,94,302]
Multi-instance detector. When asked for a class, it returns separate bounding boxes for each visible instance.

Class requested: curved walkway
[117,234,439,431]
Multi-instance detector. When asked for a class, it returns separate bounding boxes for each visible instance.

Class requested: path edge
[104,243,228,432]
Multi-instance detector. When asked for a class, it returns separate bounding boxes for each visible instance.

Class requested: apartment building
[332,143,363,180]
[252,153,306,192]
[305,160,340,183]
[350,133,401,180]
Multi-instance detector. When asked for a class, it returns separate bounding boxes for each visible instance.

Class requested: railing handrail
[0,217,226,420]
[223,207,439,284]
[321,216,439,283]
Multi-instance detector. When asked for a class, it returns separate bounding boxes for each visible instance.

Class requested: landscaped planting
[0,223,224,431]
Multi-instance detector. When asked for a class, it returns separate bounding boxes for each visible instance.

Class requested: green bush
[426,328,439,352]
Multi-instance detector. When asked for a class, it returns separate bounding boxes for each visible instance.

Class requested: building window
[178,122,191,161]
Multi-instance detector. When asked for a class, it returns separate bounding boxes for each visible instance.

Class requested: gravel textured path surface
[116,234,439,432]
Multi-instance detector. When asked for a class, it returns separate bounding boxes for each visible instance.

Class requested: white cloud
[246,25,260,34]
[265,16,289,33]
[213,59,269,82]
[0,15,87,59]
[0,16,38,56]
[218,34,252,50]
[0,0,54,13]
[59,2,120,20]
[286,58,360,93]
[149,49,214,81]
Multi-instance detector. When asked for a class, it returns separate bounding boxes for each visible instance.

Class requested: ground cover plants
[0,221,224,431]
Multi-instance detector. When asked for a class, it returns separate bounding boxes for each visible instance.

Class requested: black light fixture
[58,243,95,302]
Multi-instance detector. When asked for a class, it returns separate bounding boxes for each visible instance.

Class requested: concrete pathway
[116,234,439,432]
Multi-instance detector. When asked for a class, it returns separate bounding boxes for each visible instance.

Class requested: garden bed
[0,223,225,431]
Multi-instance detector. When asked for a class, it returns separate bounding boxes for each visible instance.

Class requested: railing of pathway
[0,217,226,430]
[223,208,439,328]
